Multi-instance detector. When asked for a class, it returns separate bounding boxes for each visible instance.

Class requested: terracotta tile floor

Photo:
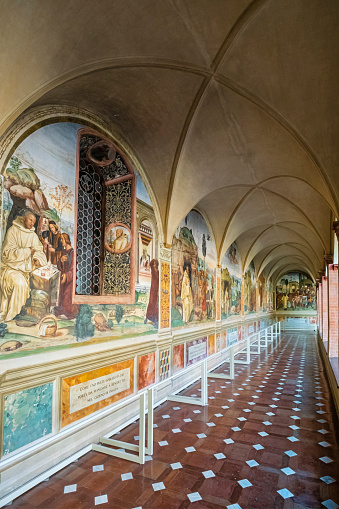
[9,332,339,508]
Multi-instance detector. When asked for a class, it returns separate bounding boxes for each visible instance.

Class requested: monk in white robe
[0,212,47,322]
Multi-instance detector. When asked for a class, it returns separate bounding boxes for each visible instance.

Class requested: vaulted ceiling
[1,0,338,282]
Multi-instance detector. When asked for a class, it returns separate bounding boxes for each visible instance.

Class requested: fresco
[138,352,155,390]
[138,220,153,286]
[244,260,256,314]
[171,211,217,328]
[221,330,227,350]
[227,327,238,347]
[3,383,53,455]
[216,332,222,352]
[208,333,215,355]
[257,273,265,311]
[0,123,158,358]
[186,337,207,366]
[221,242,242,319]
[173,344,185,373]
[160,261,170,329]
[159,348,170,381]
[62,359,134,427]
[276,272,316,311]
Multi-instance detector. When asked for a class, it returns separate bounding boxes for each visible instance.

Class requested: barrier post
[168,358,208,406]
[138,392,146,464]
[229,345,235,379]
[147,388,154,456]
[201,359,208,405]
[246,336,251,363]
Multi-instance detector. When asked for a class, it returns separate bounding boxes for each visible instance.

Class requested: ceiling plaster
[0,0,337,280]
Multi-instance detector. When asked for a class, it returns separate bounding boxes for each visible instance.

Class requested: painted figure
[140,248,151,270]
[145,259,159,326]
[282,294,288,310]
[41,230,50,262]
[181,267,193,322]
[0,211,47,322]
[48,220,63,265]
[112,228,128,251]
[54,233,78,319]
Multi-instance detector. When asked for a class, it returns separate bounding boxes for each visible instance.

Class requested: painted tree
[202,233,206,271]
[115,305,124,324]
[49,184,73,222]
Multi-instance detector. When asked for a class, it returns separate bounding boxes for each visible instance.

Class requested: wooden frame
[73,128,137,304]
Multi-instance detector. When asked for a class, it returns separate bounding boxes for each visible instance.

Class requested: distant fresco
[227,327,238,347]
[138,220,153,286]
[257,273,265,311]
[173,343,185,373]
[62,360,134,427]
[159,348,170,381]
[0,123,157,358]
[221,242,242,318]
[276,272,316,311]
[208,333,215,355]
[244,260,256,314]
[186,337,207,366]
[138,352,155,390]
[3,383,53,455]
[171,211,217,328]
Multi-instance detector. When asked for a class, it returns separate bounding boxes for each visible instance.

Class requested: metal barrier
[92,320,281,464]
[92,388,154,464]
[168,359,208,406]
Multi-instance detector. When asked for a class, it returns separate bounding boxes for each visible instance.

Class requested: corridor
[10,332,339,509]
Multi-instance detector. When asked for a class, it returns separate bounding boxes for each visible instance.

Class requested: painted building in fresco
[276,272,316,311]
[171,210,217,328]
[221,242,242,319]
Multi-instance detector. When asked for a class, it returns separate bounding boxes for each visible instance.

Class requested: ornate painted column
[159,244,171,332]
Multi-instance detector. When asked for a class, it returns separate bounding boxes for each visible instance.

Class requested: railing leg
[229,346,234,379]
[201,359,208,406]
[265,328,268,347]
[246,336,251,363]
[138,393,146,464]
[147,388,153,456]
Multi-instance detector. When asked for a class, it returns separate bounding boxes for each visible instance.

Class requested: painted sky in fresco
[3,383,53,455]
[12,123,81,225]
[13,123,152,216]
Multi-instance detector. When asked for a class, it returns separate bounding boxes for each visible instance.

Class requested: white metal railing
[91,320,281,464]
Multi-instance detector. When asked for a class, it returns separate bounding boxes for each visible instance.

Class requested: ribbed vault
[1,0,338,281]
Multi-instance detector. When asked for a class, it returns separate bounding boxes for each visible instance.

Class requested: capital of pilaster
[159,243,172,263]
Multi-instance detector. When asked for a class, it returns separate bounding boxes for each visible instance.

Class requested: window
[74,129,136,304]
